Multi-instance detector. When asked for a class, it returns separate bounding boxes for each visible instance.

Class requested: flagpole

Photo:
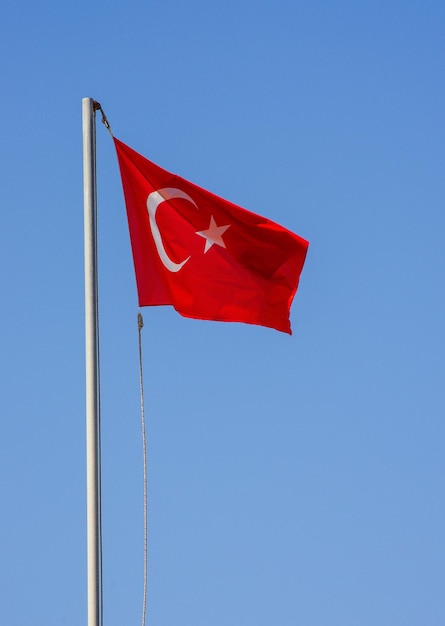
[82,97,101,626]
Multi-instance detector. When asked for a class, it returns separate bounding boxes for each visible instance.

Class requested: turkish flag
[114,138,309,334]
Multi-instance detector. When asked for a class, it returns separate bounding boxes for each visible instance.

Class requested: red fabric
[114,137,309,334]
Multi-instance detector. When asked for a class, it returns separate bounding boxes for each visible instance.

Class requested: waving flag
[114,138,308,334]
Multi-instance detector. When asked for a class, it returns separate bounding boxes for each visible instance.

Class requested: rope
[92,102,104,626]
[93,101,146,625]
[96,318,104,626]
[138,312,148,626]
[93,100,114,137]
[96,220,104,626]
[96,250,104,626]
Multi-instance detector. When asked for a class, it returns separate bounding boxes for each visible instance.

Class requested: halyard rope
[138,312,148,626]
[94,157,104,626]
[97,287,104,626]
[94,101,147,625]
[94,101,114,137]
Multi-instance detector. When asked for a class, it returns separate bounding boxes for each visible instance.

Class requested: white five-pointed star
[196,216,231,253]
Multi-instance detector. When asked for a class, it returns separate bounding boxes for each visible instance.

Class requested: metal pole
[82,97,100,626]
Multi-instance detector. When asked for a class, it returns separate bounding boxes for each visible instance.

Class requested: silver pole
[82,97,100,626]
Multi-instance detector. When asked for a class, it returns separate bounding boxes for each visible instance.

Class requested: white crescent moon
[147,187,198,273]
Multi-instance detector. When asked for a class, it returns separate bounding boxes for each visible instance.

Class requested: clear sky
[1,1,444,625]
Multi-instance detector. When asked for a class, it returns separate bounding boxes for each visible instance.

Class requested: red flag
[114,138,308,334]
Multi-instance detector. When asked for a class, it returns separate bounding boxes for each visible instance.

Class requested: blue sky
[0,1,444,625]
